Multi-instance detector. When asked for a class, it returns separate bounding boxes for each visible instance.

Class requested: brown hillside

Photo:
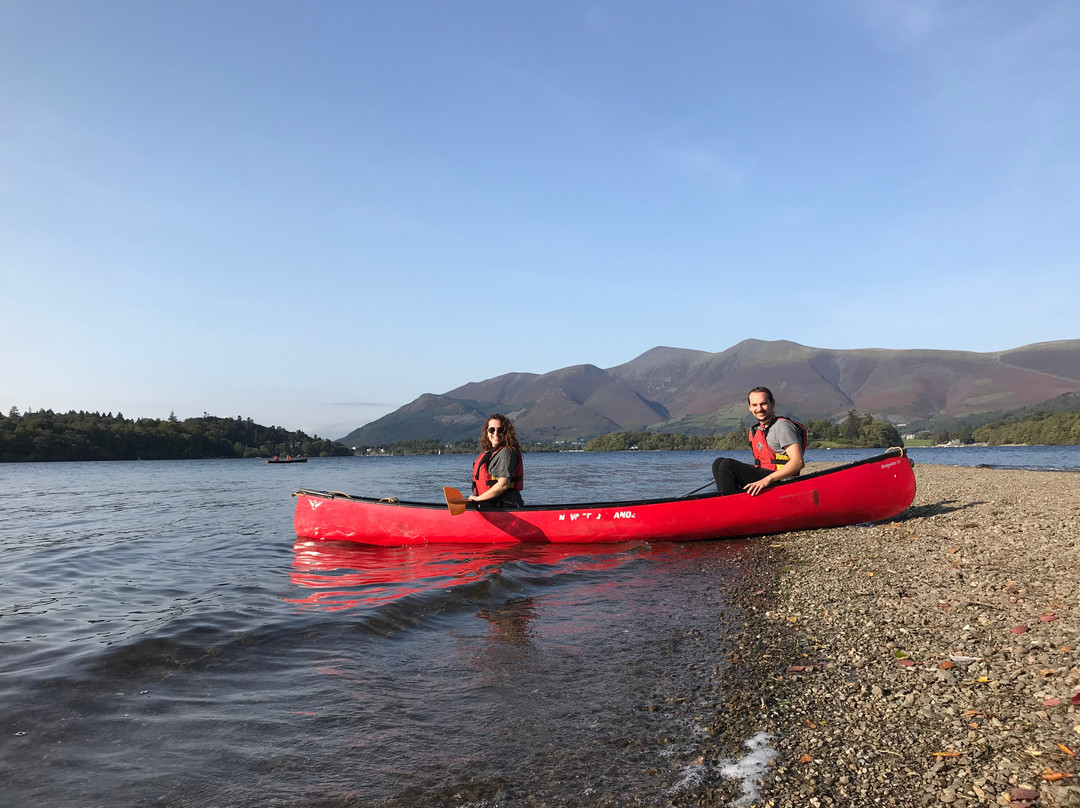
[340,339,1080,443]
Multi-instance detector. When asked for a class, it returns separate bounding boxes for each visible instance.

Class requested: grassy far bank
[4,406,1078,461]
[583,407,1080,453]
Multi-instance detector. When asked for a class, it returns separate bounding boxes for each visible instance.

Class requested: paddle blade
[443,486,468,516]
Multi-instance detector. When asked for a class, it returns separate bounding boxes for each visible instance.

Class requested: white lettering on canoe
[564,512,601,521]
[612,511,635,519]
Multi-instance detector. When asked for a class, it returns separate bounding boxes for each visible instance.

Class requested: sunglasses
[487,426,505,434]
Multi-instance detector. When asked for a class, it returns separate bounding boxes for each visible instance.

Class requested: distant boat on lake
[267,456,307,464]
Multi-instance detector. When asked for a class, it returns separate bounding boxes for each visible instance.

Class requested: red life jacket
[472,448,524,495]
[749,416,808,470]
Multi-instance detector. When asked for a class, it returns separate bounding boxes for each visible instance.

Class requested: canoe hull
[293,451,916,546]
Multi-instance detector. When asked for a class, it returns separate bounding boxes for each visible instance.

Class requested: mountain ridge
[339,339,1080,445]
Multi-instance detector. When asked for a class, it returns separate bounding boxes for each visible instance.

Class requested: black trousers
[711,457,770,496]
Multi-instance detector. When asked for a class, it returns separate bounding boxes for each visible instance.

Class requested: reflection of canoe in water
[286,540,652,611]
[267,457,307,464]
[292,449,916,547]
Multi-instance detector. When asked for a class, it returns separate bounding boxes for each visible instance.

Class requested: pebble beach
[709,463,1080,807]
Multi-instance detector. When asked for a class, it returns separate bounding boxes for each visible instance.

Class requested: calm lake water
[1,447,1075,807]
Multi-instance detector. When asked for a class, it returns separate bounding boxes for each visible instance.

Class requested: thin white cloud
[667,146,744,193]
[853,0,943,44]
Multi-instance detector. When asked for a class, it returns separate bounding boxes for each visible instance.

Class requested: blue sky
[2,1,1078,440]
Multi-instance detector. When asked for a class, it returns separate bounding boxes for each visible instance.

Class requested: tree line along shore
[2,406,1078,462]
[0,409,351,463]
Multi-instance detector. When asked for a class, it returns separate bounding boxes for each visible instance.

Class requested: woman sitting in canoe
[468,414,524,509]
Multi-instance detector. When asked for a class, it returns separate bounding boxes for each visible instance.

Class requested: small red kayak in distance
[292,449,916,546]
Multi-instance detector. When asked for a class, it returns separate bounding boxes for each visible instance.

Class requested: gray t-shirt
[487,447,520,479]
[763,419,802,453]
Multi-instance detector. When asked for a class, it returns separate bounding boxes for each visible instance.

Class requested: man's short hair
[747,386,775,404]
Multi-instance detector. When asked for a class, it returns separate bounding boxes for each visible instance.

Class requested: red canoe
[292,449,916,546]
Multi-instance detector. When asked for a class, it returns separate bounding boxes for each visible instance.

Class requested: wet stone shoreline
[706,463,1080,808]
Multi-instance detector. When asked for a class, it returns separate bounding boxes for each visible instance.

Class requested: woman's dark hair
[480,413,521,452]
[747,386,775,404]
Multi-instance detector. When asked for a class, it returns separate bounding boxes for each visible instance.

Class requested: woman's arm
[469,477,512,502]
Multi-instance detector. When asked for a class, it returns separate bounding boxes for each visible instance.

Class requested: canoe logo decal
[308,499,323,510]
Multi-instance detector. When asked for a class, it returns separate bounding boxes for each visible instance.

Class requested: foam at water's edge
[718,732,777,807]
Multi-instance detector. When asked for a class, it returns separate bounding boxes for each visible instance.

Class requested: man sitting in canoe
[468,413,525,509]
[712,387,806,496]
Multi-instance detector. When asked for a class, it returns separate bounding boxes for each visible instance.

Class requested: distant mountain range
[338,339,1080,445]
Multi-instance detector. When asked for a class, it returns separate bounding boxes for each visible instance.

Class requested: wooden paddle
[443,486,469,516]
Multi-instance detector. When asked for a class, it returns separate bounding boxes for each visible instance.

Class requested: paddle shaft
[680,480,716,498]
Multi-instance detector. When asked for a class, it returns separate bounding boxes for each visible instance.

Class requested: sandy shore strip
[709,463,1080,808]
